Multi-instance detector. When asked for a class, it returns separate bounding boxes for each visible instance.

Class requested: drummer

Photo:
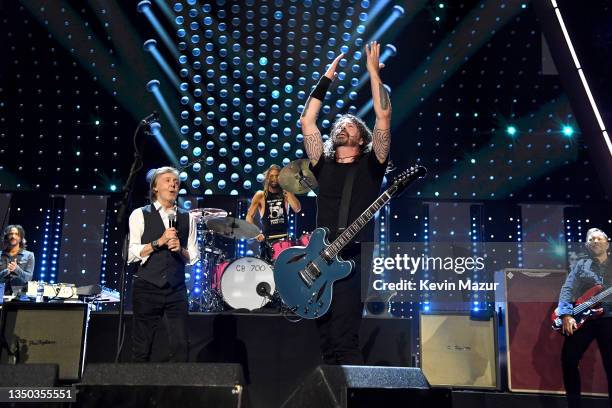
[246,164,301,259]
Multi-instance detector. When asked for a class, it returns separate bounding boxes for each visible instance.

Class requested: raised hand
[365,41,385,75]
[324,52,345,80]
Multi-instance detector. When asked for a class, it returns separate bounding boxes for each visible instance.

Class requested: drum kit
[188,159,317,313]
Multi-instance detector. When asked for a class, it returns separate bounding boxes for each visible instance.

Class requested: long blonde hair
[262,164,282,200]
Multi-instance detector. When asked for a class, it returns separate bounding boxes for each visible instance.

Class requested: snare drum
[220,257,275,310]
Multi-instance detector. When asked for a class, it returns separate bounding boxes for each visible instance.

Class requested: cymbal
[278,159,318,194]
[189,208,228,222]
[206,217,260,240]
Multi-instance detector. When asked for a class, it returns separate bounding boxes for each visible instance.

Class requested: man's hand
[167,237,181,252]
[324,52,345,80]
[562,315,578,336]
[255,233,265,242]
[365,41,385,75]
[7,261,17,273]
[159,228,178,246]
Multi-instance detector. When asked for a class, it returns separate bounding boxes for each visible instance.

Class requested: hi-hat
[206,217,260,240]
[278,159,318,194]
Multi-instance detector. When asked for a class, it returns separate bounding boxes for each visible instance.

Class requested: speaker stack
[75,363,246,408]
[281,365,450,408]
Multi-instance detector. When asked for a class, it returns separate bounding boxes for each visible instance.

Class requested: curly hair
[323,114,373,160]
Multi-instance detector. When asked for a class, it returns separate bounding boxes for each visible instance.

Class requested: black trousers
[315,254,364,365]
[561,317,612,408]
[131,278,189,362]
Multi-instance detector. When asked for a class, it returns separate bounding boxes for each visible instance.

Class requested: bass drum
[220,257,275,310]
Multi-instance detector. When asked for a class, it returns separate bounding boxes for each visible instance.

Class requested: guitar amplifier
[502,269,608,395]
[0,302,89,381]
[420,312,499,389]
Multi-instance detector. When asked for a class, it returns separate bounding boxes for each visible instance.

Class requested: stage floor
[85,312,609,408]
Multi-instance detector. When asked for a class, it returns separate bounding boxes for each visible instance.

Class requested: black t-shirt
[310,151,387,254]
[262,190,288,236]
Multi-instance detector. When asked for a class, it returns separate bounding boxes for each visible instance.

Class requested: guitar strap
[337,164,358,236]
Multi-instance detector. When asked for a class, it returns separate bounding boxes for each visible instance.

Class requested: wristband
[309,76,332,101]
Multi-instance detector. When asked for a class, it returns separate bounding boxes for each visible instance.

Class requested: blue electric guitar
[273,166,427,319]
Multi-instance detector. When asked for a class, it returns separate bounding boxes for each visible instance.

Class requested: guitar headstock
[390,165,427,195]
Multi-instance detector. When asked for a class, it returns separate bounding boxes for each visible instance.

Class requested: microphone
[168,212,176,229]
[140,111,159,124]
[256,282,272,299]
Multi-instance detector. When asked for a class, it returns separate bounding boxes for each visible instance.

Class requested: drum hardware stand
[196,246,225,312]
[191,220,225,312]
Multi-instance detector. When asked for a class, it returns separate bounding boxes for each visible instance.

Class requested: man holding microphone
[128,166,198,362]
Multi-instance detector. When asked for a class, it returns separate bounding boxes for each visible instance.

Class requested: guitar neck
[573,285,612,315]
[326,189,394,258]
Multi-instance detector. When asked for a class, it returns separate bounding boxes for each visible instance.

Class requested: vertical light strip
[550,1,612,157]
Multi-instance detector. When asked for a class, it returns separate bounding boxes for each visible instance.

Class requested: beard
[333,131,359,148]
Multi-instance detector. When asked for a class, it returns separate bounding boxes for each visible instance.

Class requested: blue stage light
[562,125,574,137]
[146,79,160,92]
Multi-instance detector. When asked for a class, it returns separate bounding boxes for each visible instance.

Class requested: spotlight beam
[367,5,405,43]
[150,122,179,165]
[147,80,181,138]
[144,40,181,89]
[20,0,176,144]
[153,0,176,23]
[139,1,180,59]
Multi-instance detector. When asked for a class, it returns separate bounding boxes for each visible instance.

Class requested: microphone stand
[114,118,152,363]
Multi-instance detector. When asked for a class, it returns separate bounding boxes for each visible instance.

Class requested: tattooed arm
[365,41,391,164]
[299,52,345,166]
[299,97,324,166]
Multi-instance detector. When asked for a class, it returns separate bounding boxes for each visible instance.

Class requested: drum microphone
[256,282,272,299]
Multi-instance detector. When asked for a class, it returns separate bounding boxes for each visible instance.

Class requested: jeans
[315,254,364,365]
[561,317,612,408]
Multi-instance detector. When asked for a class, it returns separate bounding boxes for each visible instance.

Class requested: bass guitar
[551,284,612,334]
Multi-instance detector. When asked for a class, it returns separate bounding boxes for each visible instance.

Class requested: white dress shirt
[128,201,199,265]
